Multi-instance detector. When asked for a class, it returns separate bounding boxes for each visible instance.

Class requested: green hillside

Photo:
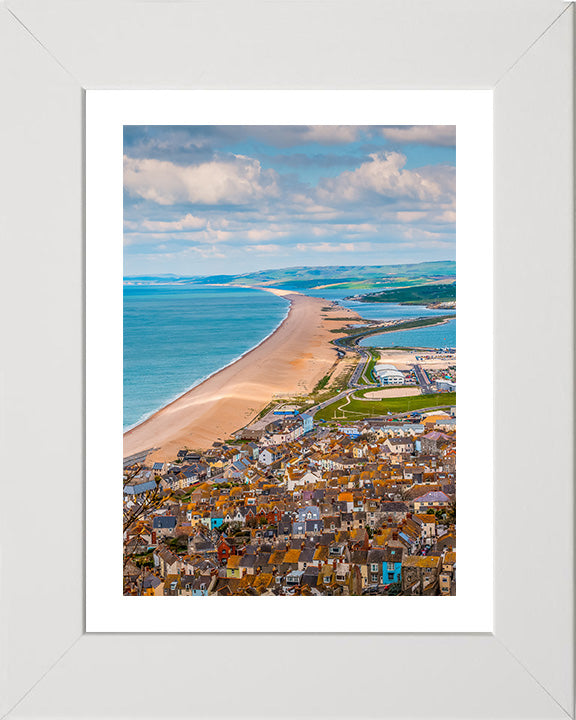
[355,282,456,305]
[125,261,455,291]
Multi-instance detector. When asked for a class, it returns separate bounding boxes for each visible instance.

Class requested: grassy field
[315,391,456,421]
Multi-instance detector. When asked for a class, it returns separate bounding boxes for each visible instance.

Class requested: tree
[123,465,172,571]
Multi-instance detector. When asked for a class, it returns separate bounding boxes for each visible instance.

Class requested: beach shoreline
[123,289,361,462]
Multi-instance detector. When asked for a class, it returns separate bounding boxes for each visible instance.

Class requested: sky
[123,125,456,277]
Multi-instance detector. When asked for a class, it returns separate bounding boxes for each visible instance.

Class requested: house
[285,569,304,592]
[401,556,441,595]
[298,547,315,571]
[414,513,437,543]
[435,532,456,553]
[217,537,235,566]
[367,548,386,586]
[164,574,181,596]
[188,534,217,558]
[239,554,258,576]
[224,457,252,481]
[152,515,177,538]
[154,546,181,577]
[301,565,320,590]
[141,573,164,596]
[382,546,403,585]
[180,574,213,596]
[296,506,321,522]
[413,491,450,513]
[420,430,452,454]
[226,555,242,579]
[286,470,322,492]
[384,437,415,455]
[305,518,323,534]
[123,480,157,500]
[439,551,456,595]
[259,448,281,466]
[210,511,224,530]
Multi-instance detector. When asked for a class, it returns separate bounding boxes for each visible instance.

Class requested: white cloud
[317,152,455,206]
[125,213,206,232]
[296,241,371,254]
[123,154,280,205]
[381,125,456,147]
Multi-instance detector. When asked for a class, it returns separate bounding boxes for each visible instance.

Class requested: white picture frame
[86,88,493,634]
[0,1,573,718]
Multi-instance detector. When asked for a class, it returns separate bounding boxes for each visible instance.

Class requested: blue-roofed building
[152,462,165,474]
[152,515,177,537]
[123,480,156,498]
[296,505,320,522]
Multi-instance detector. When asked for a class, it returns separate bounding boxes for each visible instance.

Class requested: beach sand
[123,290,361,462]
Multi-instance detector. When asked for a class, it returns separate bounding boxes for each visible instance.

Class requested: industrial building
[374,363,405,385]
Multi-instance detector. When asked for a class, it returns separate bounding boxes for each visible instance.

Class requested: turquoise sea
[123,286,288,431]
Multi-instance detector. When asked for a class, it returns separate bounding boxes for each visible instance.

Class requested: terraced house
[124,411,456,596]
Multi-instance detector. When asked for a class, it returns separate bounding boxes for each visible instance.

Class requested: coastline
[123,288,292,433]
[123,288,361,462]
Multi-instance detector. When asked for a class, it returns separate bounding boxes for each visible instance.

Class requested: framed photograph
[1,1,573,718]
[87,90,492,633]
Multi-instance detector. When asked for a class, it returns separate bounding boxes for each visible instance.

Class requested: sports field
[315,391,456,421]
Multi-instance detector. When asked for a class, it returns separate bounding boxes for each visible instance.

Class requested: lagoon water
[123,286,288,431]
[290,287,456,349]
[359,317,456,349]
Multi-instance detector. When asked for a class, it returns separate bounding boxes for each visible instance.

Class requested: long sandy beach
[123,290,361,462]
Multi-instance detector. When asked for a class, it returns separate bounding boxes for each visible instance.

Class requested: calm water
[287,287,456,349]
[123,286,288,430]
[359,317,456,349]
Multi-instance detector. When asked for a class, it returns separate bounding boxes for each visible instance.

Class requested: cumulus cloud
[317,151,454,206]
[123,125,456,274]
[381,125,456,147]
[126,213,206,232]
[123,154,279,205]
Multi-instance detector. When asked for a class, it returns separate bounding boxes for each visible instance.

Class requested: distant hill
[124,261,455,291]
[354,282,456,305]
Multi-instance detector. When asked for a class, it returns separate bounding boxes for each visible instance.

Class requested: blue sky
[123,125,456,276]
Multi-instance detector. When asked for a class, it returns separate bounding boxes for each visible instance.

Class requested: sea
[123,284,456,431]
[123,286,289,431]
